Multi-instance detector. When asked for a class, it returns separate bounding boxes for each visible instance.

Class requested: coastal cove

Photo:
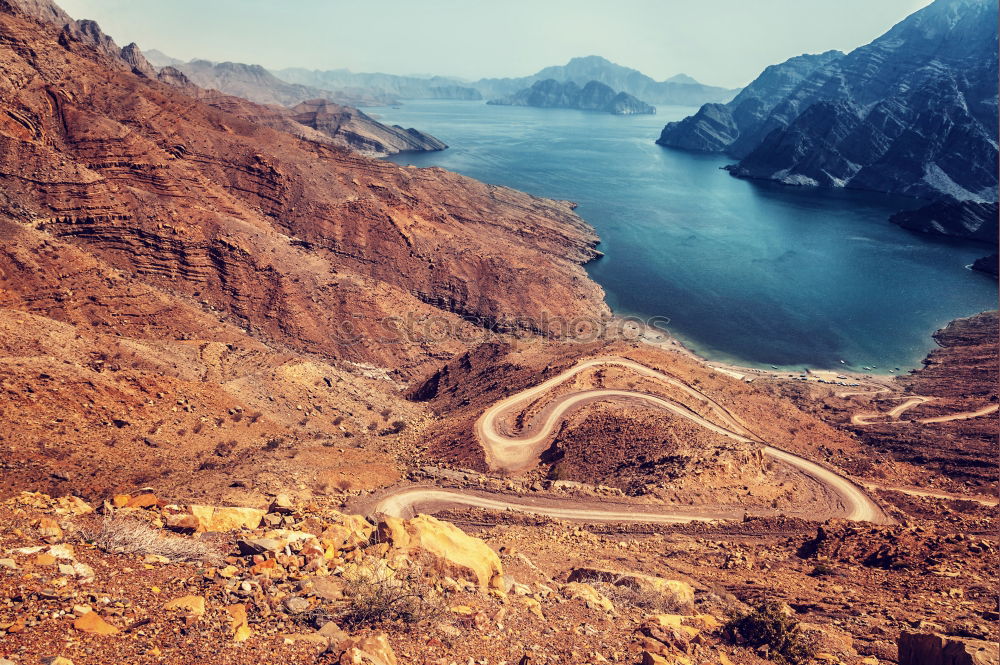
[379,100,996,372]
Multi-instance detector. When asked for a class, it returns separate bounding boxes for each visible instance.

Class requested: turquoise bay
[379,101,997,371]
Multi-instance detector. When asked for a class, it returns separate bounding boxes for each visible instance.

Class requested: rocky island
[488,79,655,115]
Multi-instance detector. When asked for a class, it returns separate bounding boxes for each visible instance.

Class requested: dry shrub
[339,559,444,627]
[724,601,816,665]
[78,516,221,563]
[591,578,693,614]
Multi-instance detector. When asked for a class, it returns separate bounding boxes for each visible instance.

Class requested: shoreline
[612,315,898,388]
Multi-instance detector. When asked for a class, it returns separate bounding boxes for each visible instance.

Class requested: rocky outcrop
[478,55,736,106]
[291,99,446,155]
[489,79,655,115]
[120,42,155,78]
[890,199,998,244]
[971,254,998,278]
[164,504,266,532]
[660,0,998,203]
[376,514,504,591]
[898,632,999,665]
[658,51,843,153]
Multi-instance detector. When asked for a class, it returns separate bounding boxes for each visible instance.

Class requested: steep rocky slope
[659,0,998,202]
[0,0,609,502]
[889,199,998,244]
[290,98,446,155]
[488,79,655,115]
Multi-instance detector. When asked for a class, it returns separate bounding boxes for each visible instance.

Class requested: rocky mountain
[657,50,844,153]
[477,55,737,106]
[487,79,656,115]
[890,198,998,244]
[290,98,446,155]
[659,0,998,203]
[1,3,998,665]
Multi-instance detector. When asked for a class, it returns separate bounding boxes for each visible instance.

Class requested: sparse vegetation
[723,601,815,665]
[809,562,836,577]
[78,516,220,563]
[339,559,444,627]
[379,420,406,436]
[591,577,692,614]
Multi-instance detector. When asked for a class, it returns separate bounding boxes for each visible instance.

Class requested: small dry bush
[589,574,693,614]
[78,516,221,564]
[724,601,816,665]
[339,558,444,628]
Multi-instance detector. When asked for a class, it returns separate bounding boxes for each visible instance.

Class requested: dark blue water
[377,100,997,371]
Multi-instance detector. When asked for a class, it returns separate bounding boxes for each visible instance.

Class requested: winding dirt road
[849,394,997,426]
[375,357,891,524]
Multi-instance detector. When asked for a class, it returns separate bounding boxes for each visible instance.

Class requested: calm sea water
[377,100,997,371]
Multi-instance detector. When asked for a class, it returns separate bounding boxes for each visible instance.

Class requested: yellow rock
[685,613,722,631]
[163,505,265,532]
[34,553,57,566]
[321,512,375,553]
[164,595,206,617]
[112,494,131,508]
[45,658,75,665]
[337,632,398,665]
[72,610,119,635]
[376,514,503,591]
[640,652,670,665]
[450,605,476,615]
[647,614,700,639]
[814,654,838,663]
[227,604,251,642]
[860,658,878,665]
[562,582,615,613]
[218,565,239,578]
[521,596,545,620]
[37,517,63,541]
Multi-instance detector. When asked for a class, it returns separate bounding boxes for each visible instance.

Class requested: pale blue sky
[56,0,933,88]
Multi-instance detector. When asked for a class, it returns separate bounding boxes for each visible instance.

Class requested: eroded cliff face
[290,98,447,155]
[658,0,998,202]
[0,6,607,377]
[0,1,610,502]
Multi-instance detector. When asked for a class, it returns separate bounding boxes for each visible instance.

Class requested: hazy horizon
[57,0,933,88]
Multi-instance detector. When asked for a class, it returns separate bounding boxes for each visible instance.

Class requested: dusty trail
[376,357,891,525]
[849,394,996,426]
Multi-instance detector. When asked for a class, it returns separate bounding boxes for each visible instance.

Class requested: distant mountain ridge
[658,0,998,204]
[488,79,655,115]
[273,55,736,107]
[475,56,737,106]
[172,59,397,108]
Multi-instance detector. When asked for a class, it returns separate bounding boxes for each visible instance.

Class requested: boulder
[163,504,265,532]
[337,632,398,665]
[562,582,614,613]
[376,514,503,591]
[72,610,118,635]
[164,595,206,617]
[898,632,998,665]
[321,512,375,554]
